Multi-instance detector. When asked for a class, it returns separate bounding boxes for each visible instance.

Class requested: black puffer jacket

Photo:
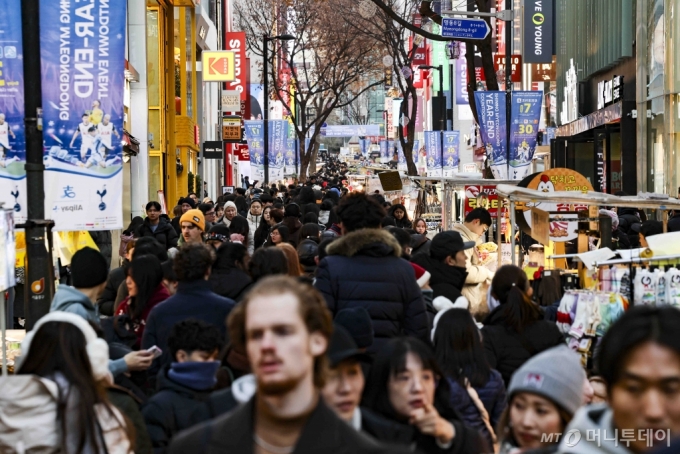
[314,229,430,353]
[411,253,468,303]
[135,217,179,250]
[209,268,252,302]
[98,266,126,316]
[481,306,564,386]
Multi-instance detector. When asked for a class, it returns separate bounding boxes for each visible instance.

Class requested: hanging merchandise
[634,268,657,306]
[655,268,666,306]
[665,267,680,307]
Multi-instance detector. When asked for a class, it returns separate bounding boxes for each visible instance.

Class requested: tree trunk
[309,142,319,174]
[400,83,419,176]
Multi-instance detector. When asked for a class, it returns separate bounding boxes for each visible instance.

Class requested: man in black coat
[314,192,430,353]
[168,276,402,454]
[136,201,179,250]
[411,230,474,305]
[142,243,235,377]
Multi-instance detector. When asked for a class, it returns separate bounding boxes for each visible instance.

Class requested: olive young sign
[523,0,553,64]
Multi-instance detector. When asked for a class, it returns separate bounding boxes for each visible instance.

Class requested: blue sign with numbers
[441,18,491,40]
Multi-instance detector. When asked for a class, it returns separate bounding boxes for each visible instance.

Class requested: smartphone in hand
[147,345,162,359]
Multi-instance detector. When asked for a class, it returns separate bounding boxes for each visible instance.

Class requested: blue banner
[413,139,420,164]
[40,1,127,230]
[0,0,26,223]
[388,141,396,162]
[442,131,460,177]
[324,124,381,137]
[474,91,508,180]
[510,91,543,180]
[284,138,298,176]
[424,131,442,177]
[268,120,286,181]
[244,120,264,181]
[379,140,388,163]
[397,141,407,171]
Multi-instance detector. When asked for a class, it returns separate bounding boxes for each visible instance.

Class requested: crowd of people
[2,160,680,454]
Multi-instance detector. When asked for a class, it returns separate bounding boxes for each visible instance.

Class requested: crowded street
[2,0,680,453]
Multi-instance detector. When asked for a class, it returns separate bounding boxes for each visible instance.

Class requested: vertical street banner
[0,0,26,224]
[413,139,420,164]
[388,140,395,162]
[359,139,369,156]
[474,91,508,180]
[40,1,127,231]
[244,120,264,181]
[424,131,442,177]
[397,141,407,171]
[284,138,298,176]
[509,91,543,180]
[379,140,388,163]
[442,131,460,177]
[523,0,553,64]
[268,120,286,182]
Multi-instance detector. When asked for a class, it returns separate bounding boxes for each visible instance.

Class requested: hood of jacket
[326,228,402,258]
[411,253,467,289]
[557,404,633,454]
[451,222,481,243]
[50,285,96,315]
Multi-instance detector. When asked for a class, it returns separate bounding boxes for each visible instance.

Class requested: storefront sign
[222,90,241,112]
[442,131,460,177]
[40,1,127,230]
[556,102,622,137]
[222,116,242,142]
[516,168,594,243]
[455,43,469,105]
[233,143,250,161]
[509,91,543,180]
[224,32,249,119]
[244,120,264,180]
[474,91,508,179]
[597,75,624,110]
[0,0,26,224]
[425,130,442,177]
[523,0,553,64]
[531,58,556,81]
[202,141,224,159]
[465,185,502,218]
[202,51,235,82]
[494,55,522,83]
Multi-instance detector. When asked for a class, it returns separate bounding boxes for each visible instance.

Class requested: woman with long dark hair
[248,247,289,283]
[362,337,488,453]
[481,265,564,385]
[411,218,432,257]
[266,224,290,247]
[253,205,273,249]
[209,242,252,301]
[115,254,169,347]
[387,204,412,229]
[13,312,132,453]
[433,309,506,448]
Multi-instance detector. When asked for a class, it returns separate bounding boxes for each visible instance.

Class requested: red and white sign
[494,54,522,83]
[232,143,250,161]
[224,32,250,120]
[465,185,504,218]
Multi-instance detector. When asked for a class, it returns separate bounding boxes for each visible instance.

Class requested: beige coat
[0,375,131,454]
[451,223,493,315]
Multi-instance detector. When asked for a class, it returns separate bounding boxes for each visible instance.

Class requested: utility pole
[20,0,55,329]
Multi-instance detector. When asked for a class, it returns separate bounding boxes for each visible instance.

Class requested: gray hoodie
[557,404,634,454]
[49,285,128,377]
[50,285,99,324]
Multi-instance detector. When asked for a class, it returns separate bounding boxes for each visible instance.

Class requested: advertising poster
[413,139,420,164]
[40,1,127,230]
[379,140,388,163]
[510,91,543,180]
[359,138,370,156]
[268,119,286,181]
[0,0,26,224]
[249,84,264,120]
[244,120,264,181]
[464,185,502,218]
[474,91,508,180]
[424,130,442,177]
[442,131,460,177]
[284,138,298,176]
[388,140,396,162]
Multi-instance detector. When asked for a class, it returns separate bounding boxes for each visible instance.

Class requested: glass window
[148,109,161,153]
[147,10,160,106]
[149,155,162,199]
[185,10,194,119]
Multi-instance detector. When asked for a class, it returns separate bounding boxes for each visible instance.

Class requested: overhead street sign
[441,18,491,40]
[202,51,235,82]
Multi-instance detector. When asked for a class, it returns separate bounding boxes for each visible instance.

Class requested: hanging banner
[268,120,286,182]
[244,120,264,181]
[509,91,543,180]
[0,0,26,224]
[379,140,389,163]
[474,91,508,180]
[388,140,396,162]
[413,139,420,164]
[397,141,407,171]
[323,124,381,137]
[359,138,370,156]
[424,131,442,177]
[284,138,298,176]
[40,1,127,231]
[442,131,460,177]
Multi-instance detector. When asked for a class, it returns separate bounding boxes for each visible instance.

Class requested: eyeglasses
[482,225,489,233]
[206,211,216,216]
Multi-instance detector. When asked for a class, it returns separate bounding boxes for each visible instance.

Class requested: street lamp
[263,33,295,186]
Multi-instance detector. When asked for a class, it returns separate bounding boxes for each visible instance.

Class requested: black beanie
[71,247,109,288]
[334,307,374,349]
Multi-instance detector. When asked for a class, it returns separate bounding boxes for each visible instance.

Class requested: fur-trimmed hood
[326,228,402,258]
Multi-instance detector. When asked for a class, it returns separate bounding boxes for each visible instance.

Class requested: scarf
[168,361,220,391]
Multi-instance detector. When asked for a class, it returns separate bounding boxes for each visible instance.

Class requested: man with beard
[169,276,401,454]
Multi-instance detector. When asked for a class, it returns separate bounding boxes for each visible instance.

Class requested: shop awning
[556,102,622,137]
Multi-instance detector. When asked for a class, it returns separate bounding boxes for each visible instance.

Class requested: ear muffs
[17,311,110,381]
